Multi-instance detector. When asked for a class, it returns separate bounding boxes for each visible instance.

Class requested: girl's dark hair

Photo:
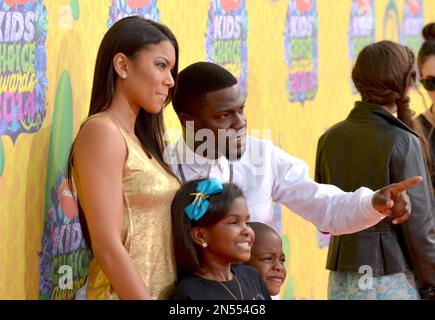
[171,179,244,280]
[417,22,435,73]
[352,40,431,166]
[66,16,179,250]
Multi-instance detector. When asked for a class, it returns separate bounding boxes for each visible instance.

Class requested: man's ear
[191,226,208,247]
[179,112,196,129]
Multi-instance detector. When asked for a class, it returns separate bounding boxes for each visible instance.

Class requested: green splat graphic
[281,235,295,299]
[45,71,73,212]
[70,0,80,20]
[0,138,4,176]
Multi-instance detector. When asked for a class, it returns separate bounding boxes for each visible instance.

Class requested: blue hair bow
[184,178,224,221]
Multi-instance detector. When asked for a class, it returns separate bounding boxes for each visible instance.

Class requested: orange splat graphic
[5,0,35,7]
[58,180,78,221]
[295,0,312,13]
[407,0,420,16]
[126,0,150,9]
[221,0,240,13]
[356,0,370,8]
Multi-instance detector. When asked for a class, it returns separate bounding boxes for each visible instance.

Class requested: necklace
[216,274,244,300]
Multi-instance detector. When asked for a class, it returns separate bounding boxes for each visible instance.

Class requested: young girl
[247,222,287,297]
[170,178,271,300]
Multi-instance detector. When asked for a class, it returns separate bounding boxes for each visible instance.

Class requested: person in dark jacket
[315,40,435,300]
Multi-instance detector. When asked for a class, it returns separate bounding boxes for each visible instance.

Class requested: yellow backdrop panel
[0,0,433,299]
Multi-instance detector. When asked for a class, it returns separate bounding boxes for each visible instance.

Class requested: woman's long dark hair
[352,40,431,168]
[171,179,244,280]
[67,16,179,250]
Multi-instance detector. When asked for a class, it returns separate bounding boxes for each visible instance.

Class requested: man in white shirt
[165,62,420,235]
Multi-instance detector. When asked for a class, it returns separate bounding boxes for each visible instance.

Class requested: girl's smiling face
[201,197,254,264]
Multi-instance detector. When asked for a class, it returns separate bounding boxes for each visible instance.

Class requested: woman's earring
[202,242,208,248]
[121,73,127,79]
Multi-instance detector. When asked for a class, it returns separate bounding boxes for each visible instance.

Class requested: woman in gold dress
[66,16,180,299]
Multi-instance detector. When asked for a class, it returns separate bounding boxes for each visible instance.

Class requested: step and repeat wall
[0,0,433,299]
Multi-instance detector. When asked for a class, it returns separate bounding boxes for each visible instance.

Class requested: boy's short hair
[249,222,279,240]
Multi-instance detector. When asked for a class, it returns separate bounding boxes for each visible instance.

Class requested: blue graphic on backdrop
[383,0,400,42]
[348,0,376,95]
[400,0,424,55]
[206,0,248,96]
[108,0,159,27]
[284,0,318,104]
[0,0,47,142]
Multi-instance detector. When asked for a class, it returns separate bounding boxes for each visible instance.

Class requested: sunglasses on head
[420,76,435,91]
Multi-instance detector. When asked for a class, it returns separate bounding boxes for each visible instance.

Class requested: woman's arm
[74,116,151,299]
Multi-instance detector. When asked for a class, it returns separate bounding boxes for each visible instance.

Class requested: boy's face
[248,231,286,296]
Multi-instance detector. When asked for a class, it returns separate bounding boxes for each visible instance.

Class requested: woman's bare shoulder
[74,114,126,161]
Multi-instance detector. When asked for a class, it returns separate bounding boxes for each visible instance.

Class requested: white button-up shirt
[166,136,385,235]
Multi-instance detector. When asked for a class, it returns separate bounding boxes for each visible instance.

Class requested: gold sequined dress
[74,116,179,299]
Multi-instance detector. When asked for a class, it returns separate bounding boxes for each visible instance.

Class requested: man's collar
[174,137,228,170]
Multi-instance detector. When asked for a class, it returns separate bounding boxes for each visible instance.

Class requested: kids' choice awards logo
[205,0,248,96]
[39,174,92,299]
[39,71,92,300]
[349,0,376,94]
[0,0,47,142]
[400,0,424,55]
[108,0,160,27]
[284,0,318,104]
[383,0,400,42]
